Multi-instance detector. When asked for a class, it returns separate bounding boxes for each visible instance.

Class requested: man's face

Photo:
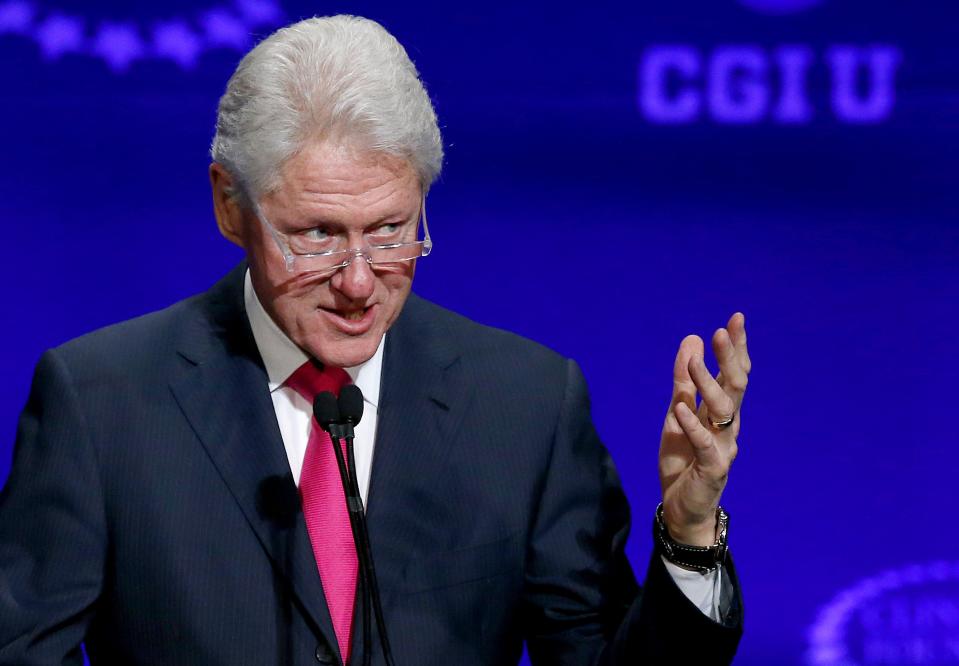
[239,141,422,368]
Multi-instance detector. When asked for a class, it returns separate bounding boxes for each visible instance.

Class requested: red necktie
[285,361,357,663]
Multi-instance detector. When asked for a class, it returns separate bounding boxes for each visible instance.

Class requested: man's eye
[303,227,331,242]
[370,223,401,239]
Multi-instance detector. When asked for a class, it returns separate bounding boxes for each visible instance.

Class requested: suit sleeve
[0,350,106,665]
[522,359,742,665]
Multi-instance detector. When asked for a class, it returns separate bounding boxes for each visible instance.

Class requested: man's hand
[659,313,751,546]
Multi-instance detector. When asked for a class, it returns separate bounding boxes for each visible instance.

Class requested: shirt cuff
[661,555,724,622]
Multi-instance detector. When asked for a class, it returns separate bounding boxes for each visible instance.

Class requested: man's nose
[330,252,375,300]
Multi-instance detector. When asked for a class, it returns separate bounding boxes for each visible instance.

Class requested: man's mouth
[342,308,367,321]
[319,305,376,333]
[320,305,369,317]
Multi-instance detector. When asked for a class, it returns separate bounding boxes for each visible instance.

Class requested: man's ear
[209,163,246,248]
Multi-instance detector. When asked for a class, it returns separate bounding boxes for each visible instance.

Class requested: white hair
[211,15,443,204]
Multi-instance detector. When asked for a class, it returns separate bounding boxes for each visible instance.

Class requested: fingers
[711,326,748,408]
[726,312,751,375]
[668,314,750,434]
[670,334,704,414]
[674,402,721,468]
[688,353,736,422]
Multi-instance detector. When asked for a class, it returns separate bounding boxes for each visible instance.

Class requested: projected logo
[807,561,959,665]
[638,0,902,124]
[0,0,283,71]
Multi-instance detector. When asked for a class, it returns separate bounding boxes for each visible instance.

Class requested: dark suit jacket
[0,264,742,665]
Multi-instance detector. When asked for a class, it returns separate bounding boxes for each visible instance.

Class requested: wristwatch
[653,502,728,573]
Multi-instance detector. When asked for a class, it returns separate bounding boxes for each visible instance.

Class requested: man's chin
[306,335,382,369]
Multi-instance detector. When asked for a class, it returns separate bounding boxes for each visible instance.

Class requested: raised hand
[658,313,751,546]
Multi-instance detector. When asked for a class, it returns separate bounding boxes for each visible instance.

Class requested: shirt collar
[243,270,382,408]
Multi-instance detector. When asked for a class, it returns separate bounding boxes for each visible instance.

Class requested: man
[0,15,748,665]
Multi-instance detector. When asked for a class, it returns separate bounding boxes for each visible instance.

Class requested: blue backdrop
[2,1,957,664]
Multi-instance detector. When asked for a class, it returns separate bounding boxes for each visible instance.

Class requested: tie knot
[285,360,351,403]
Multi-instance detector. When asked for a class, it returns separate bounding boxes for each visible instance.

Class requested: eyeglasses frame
[252,197,433,274]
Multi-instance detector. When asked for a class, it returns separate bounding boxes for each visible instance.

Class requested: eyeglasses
[254,198,433,274]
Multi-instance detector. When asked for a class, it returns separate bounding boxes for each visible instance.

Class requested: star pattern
[35,12,82,59]
[92,22,144,72]
[0,0,35,34]
[235,0,282,28]
[0,0,281,71]
[201,8,250,50]
[153,20,201,69]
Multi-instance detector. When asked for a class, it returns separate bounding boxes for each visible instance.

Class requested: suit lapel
[168,272,474,665]
[362,295,475,624]
[168,265,340,659]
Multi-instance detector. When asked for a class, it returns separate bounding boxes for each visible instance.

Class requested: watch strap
[653,502,728,574]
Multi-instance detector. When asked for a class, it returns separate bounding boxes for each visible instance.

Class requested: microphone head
[313,391,340,431]
[338,385,364,426]
[256,474,301,529]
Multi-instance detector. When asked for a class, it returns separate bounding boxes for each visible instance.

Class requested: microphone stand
[328,422,395,666]
[341,425,394,666]
[326,420,373,666]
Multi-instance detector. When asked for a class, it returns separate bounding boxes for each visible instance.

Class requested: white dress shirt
[243,271,724,622]
[244,271,381,501]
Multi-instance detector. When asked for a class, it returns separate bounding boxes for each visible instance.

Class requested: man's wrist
[653,502,729,573]
[665,519,717,547]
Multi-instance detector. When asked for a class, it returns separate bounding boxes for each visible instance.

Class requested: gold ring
[709,414,735,430]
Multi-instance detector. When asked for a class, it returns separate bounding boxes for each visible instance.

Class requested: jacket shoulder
[403,293,571,377]
[48,264,247,382]
[48,292,207,383]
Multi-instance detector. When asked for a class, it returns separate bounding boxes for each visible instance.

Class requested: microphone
[312,388,372,662]
[255,474,300,529]
[338,384,364,435]
[312,385,395,666]
[313,391,341,433]
[312,391,353,509]
[335,386,394,666]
